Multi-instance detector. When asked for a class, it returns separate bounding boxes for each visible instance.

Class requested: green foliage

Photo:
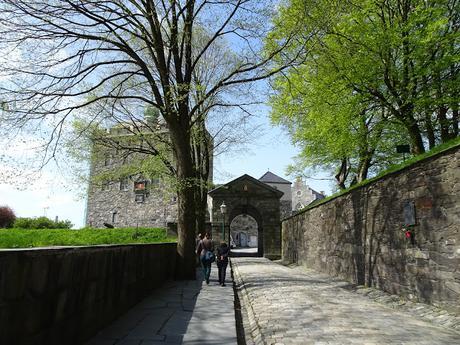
[0,206,16,228]
[144,106,161,124]
[268,0,459,188]
[0,227,176,248]
[69,117,178,198]
[13,216,73,229]
[292,137,460,215]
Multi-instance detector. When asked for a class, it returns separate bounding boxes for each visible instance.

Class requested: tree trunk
[335,158,349,190]
[424,111,436,149]
[452,104,459,137]
[357,154,372,183]
[191,119,210,236]
[170,123,197,280]
[437,105,451,142]
[355,114,373,184]
[405,115,425,154]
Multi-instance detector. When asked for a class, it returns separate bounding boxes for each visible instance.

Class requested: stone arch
[230,214,258,247]
[228,203,263,256]
[208,174,283,259]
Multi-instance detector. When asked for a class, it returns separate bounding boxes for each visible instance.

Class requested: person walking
[216,242,230,286]
[196,232,214,284]
[195,233,203,266]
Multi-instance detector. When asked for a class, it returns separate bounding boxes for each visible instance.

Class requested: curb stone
[231,259,264,345]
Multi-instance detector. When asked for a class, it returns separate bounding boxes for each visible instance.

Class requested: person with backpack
[196,232,214,284]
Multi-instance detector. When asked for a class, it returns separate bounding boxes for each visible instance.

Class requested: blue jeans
[200,255,212,282]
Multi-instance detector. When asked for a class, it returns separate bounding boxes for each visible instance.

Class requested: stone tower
[85,123,213,228]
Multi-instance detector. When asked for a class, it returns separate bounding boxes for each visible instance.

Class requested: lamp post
[220,201,227,242]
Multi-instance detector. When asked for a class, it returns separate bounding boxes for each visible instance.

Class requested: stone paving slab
[233,257,460,345]
[85,263,236,345]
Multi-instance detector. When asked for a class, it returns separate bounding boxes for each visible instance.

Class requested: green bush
[12,217,33,229]
[13,216,73,229]
[0,206,16,228]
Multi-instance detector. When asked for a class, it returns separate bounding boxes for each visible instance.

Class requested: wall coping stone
[0,242,177,253]
[284,143,460,221]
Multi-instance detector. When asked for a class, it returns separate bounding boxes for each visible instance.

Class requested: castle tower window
[104,154,113,166]
[296,190,302,196]
[135,194,145,203]
[120,178,129,191]
[111,211,118,223]
[134,181,146,191]
[102,181,111,191]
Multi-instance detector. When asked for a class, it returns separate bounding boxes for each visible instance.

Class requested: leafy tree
[0,1,305,278]
[0,206,16,228]
[271,62,406,189]
[268,0,459,188]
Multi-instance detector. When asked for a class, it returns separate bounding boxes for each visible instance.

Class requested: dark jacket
[217,245,230,264]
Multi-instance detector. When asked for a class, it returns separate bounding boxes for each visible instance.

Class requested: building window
[134,181,146,191]
[172,196,177,202]
[120,178,129,191]
[104,154,113,166]
[296,190,302,196]
[135,194,145,203]
[111,211,118,223]
[102,181,110,191]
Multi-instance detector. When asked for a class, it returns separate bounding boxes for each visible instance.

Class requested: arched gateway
[207,174,283,259]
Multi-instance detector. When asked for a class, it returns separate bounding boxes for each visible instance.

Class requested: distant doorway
[230,214,258,256]
[239,232,248,247]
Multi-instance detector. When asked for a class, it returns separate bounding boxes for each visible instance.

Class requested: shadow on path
[85,264,236,345]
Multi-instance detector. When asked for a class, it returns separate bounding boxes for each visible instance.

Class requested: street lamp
[220,201,227,242]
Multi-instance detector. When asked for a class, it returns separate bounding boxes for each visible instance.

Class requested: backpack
[204,250,215,263]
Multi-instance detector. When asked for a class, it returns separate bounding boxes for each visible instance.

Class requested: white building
[292,176,325,211]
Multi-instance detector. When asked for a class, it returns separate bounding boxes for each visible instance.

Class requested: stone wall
[0,243,177,345]
[86,153,178,228]
[282,145,460,313]
[280,200,292,219]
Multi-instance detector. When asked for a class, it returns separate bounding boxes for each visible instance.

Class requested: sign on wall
[403,201,416,226]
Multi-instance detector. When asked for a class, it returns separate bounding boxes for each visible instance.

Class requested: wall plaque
[403,201,416,226]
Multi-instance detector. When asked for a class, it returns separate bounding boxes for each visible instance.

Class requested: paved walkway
[232,257,460,345]
[86,263,236,345]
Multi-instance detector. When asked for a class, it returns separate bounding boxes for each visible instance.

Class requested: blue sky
[0,0,338,229]
[0,115,333,229]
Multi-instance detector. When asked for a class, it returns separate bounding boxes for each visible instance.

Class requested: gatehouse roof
[208,174,284,198]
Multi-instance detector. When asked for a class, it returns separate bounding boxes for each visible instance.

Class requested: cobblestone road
[232,258,460,345]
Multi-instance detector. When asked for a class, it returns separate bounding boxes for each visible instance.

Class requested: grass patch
[289,138,460,219]
[0,227,177,249]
